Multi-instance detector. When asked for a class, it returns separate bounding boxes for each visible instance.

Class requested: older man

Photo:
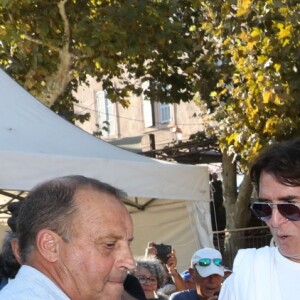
[220,138,300,300]
[170,248,224,300]
[0,175,135,300]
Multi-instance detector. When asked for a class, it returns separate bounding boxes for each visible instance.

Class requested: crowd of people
[0,137,300,299]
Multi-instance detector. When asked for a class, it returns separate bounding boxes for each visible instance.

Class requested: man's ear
[36,229,60,262]
[11,238,22,264]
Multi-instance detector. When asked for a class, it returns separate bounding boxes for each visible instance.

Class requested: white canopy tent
[0,69,213,270]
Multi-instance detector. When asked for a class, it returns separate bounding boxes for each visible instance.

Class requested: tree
[190,0,300,262]
[0,0,199,122]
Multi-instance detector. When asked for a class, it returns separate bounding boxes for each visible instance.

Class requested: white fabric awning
[0,68,214,255]
[0,68,210,202]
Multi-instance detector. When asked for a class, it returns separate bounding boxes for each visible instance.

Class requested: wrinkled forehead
[73,189,133,241]
[72,187,131,228]
[258,171,300,198]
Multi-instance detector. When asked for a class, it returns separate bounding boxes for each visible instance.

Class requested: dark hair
[250,138,300,192]
[7,201,21,233]
[0,232,20,280]
[17,175,127,262]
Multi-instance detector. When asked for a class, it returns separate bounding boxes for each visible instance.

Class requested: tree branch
[58,0,70,49]
[39,0,74,107]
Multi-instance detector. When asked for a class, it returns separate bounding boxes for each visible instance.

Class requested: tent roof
[0,69,209,201]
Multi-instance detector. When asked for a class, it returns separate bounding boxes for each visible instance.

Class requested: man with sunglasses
[169,248,224,300]
[220,138,300,300]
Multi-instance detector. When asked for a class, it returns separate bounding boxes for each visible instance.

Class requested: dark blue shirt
[169,289,202,300]
[0,277,8,290]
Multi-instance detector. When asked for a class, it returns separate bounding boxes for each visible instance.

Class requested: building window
[143,99,155,128]
[96,90,117,137]
[142,81,155,128]
[159,103,172,124]
[142,81,173,127]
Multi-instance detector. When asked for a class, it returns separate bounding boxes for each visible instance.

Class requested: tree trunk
[221,151,253,267]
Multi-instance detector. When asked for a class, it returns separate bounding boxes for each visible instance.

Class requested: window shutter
[96,91,116,136]
[106,99,116,136]
[160,103,172,123]
[143,99,154,128]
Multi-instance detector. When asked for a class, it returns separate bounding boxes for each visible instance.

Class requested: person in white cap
[169,248,224,300]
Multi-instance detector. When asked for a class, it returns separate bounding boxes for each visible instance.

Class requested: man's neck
[279,249,300,263]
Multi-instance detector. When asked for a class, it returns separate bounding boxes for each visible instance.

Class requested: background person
[210,173,226,231]
[0,201,22,289]
[220,138,300,300]
[133,256,169,299]
[0,232,19,289]
[169,247,224,300]
[145,242,186,293]
[180,270,196,290]
[0,175,135,300]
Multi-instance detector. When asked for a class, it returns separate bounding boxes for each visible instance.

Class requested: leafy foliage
[191,0,300,166]
[0,0,197,120]
[1,0,299,163]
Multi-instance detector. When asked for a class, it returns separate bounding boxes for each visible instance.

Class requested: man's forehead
[74,186,122,204]
[71,189,132,237]
[72,188,129,223]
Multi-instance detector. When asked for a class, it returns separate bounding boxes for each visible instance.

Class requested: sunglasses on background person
[195,258,223,267]
[250,202,300,222]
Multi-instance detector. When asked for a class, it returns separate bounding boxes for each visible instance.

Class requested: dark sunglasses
[197,258,223,267]
[250,202,300,222]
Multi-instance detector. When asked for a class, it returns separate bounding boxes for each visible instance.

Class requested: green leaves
[0,0,299,154]
[191,0,300,166]
[236,0,252,17]
[0,0,194,114]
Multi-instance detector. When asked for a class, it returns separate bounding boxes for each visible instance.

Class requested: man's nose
[268,206,288,227]
[122,245,135,271]
[144,278,152,285]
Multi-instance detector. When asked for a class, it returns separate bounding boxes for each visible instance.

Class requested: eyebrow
[108,236,134,243]
[101,232,134,242]
[257,195,300,203]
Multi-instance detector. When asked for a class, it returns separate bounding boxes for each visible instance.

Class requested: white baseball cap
[191,247,224,278]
